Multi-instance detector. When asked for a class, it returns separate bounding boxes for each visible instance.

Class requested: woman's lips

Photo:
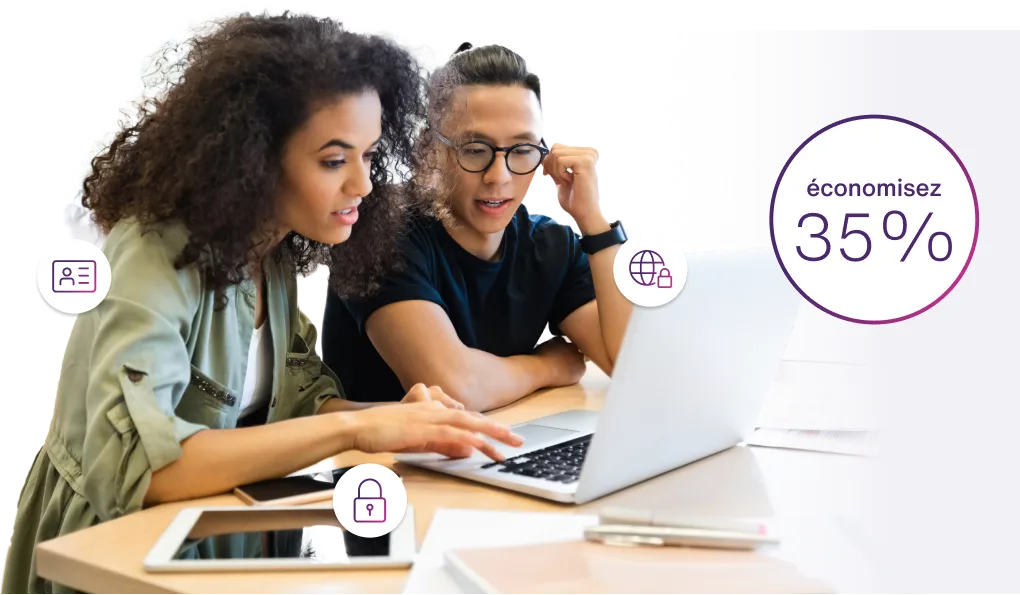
[475,198,512,217]
[332,206,359,225]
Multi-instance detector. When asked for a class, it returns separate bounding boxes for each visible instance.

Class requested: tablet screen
[172,508,391,563]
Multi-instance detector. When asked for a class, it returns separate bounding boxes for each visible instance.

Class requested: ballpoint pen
[584,523,780,550]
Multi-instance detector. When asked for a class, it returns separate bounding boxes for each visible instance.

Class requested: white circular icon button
[613,232,688,308]
[332,463,408,538]
[37,239,112,314]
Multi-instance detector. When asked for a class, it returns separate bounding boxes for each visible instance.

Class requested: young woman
[322,43,634,411]
[4,17,522,594]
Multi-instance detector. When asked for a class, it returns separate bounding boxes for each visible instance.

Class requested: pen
[598,506,773,535]
[584,523,780,550]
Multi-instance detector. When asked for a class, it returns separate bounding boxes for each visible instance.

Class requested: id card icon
[52,260,97,293]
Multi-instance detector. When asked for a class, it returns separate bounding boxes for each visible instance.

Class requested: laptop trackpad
[503,424,580,451]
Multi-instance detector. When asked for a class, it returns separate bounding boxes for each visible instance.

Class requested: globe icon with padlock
[353,478,386,523]
[613,236,687,308]
[629,250,671,288]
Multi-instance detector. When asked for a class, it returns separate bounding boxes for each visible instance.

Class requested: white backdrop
[656,24,1015,595]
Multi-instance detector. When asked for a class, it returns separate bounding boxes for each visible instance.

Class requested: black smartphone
[233,468,352,506]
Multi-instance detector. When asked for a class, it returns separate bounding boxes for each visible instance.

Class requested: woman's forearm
[144,411,356,506]
[317,397,386,414]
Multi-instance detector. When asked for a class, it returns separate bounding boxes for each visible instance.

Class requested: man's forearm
[316,353,550,413]
[432,350,554,412]
[577,215,634,368]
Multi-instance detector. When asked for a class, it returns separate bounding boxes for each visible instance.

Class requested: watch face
[614,222,628,242]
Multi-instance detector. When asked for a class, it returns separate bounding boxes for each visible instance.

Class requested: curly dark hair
[81,12,426,304]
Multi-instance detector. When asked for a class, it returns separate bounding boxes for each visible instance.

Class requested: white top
[240,318,274,418]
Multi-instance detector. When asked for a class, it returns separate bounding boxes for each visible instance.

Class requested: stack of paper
[756,361,879,430]
[748,428,879,457]
[750,361,881,456]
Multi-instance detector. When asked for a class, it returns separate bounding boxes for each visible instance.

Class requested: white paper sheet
[757,360,881,431]
[748,428,880,457]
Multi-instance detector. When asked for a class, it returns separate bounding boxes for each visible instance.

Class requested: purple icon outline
[629,250,673,290]
[352,478,386,523]
[658,268,673,288]
[52,260,97,294]
[769,114,980,325]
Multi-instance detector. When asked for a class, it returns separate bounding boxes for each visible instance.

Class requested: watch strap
[580,220,627,254]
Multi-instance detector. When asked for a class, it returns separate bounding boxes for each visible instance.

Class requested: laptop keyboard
[480,434,592,483]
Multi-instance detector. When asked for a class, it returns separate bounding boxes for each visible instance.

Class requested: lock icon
[352,478,386,523]
[657,268,673,289]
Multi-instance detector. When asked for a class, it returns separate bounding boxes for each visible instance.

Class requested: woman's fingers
[402,383,431,403]
[427,385,465,410]
[385,403,523,461]
[401,384,465,410]
[399,429,495,460]
[420,425,506,462]
[423,441,476,459]
[427,409,524,448]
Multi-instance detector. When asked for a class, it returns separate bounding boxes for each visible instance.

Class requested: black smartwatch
[579,220,627,254]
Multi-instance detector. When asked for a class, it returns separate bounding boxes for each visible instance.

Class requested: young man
[322,44,633,411]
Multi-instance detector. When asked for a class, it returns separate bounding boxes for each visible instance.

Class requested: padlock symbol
[352,478,386,523]
[657,268,673,289]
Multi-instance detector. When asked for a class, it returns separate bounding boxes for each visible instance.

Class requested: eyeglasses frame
[436,132,550,175]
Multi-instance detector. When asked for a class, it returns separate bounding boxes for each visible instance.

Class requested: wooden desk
[35,369,878,593]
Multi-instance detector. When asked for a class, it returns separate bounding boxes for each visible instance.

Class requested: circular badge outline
[332,462,408,538]
[769,114,980,325]
[611,237,689,309]
[33,258,77,318]
[36,239,113,315]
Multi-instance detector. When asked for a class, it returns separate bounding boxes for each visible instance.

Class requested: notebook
[402,509,598,594]
[444,539,834,593]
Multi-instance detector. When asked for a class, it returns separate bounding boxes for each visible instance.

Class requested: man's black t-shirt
[322,204,596,403]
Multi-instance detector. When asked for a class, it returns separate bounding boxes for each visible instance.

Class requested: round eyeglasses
[436,132,549,175]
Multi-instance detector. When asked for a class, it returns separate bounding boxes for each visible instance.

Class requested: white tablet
[143,504,416,572]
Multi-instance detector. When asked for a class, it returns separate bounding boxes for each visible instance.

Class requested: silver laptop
[395,248,802,504]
